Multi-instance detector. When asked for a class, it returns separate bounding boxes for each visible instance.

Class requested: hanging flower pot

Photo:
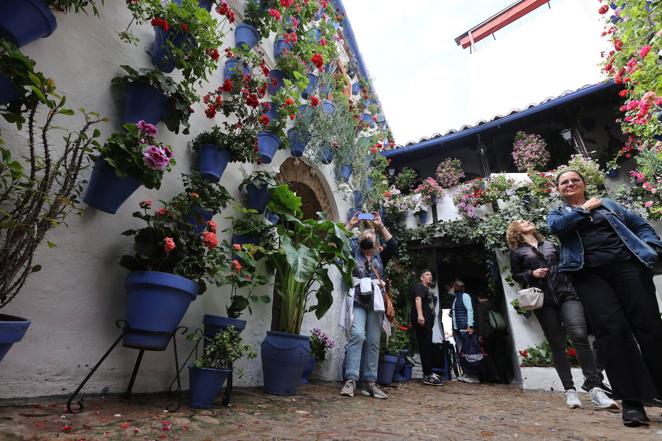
[84,158,142,214]
[231,233,259,248]
[339,164,352,182]
[203,314,247,337]
[150,27,195,74]
[123,271,199,351]
[320,147,335,165]
[351,82,360,96]
[197,144,232,182]
[188,365,231,408]
[353,190,363,208]
[245,183,271,213]
[307,27,321,42]
[319,81,330,96]
[122,81,169,126]
[262,101,278,122]
[416,210,429,224]
[0,73,19,105]
[301,73,318,99]
[321,100,335,114]
[235,23,259,49]
[361,113,375,127]
[267,69,285,95]
[376,354,398,386]
[186,205,214,234]
[257,131,280,164]
[287,129,308,157]
[300,356,316,384]
[0,314,31,363]
[223,58,250,80]
[261,331,311,395]
[273,38,292,59]
[0,0,57,48]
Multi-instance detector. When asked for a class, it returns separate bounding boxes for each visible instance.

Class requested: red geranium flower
[202,232,218,248]
[267,8,281,20]
[310,53,324,69]
[163,237,176,253]
[221,78,233,92]
[180,23,189,33]
[258,114,270,126]
[598,4,609,14]
[309,95,320,107]
[206,220,217,233]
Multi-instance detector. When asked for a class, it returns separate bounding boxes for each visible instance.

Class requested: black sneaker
[581,382,614,399]
[622,401,649,428]
[423,374,443,386]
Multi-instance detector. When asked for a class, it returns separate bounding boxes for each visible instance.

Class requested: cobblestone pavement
[1,381,661,440]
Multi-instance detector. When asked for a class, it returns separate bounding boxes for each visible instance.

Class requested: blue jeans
[345,303,383,382]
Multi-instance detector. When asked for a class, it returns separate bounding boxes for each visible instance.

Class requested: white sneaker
[565,389,582,409]
[340,380,355,397]
[589,387,619,410]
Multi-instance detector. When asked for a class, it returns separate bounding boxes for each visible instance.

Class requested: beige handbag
[517,287,544,310]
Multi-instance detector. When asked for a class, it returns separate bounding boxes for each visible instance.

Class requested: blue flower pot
[287,129,308,157]
[122,81,169,126]
[84,158,142,214]
[266,211,279,225]
[300,356,316,384]
[267,69,285,95]
[223,58,250,80]
[198,0,213,11]
[607,168,618,178]
[262,101,278,123]
[307,28,321,42]
[0,0,56,48]
[366,177,373,188]
[321,100,335,114]
[0,73,19,105]
[123,271,199,351]
[353,190,363,208]
[261,331,310,395]
[232,234,258,247]
[339,164,352,182]
[151,27,194,74]
[257,132,280,164]
[235,23,259,49]
[351,82,360,96]
[188,366,231,409]
[417,211,429,224]
[246,183,270,213]
[393,351,406,381]
[319,82,330,96]
[273,38,292,59]
[301,73,318,99]
[361,113,375,127]
[320,147,335,164]
[376,354,398,386]
[401,364,413,382]
[203,314,247,338]
[197,144,231,182]
[0,314,31,363]
[186,205,214,234]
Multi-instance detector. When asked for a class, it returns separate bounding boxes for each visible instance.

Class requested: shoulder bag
[369,262,395,323]
[517,287,544,310]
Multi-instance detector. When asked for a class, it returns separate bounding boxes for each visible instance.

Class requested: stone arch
[276,157,339,220]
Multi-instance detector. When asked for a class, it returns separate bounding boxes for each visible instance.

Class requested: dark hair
[419,269,432,278]
[554,169,586,187]
[452,280,465,292]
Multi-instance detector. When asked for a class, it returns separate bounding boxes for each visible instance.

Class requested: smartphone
[358,212,374,221]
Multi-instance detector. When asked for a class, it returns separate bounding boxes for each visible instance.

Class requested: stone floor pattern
[0,381,661,440]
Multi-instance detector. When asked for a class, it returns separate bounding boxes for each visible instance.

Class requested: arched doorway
[270,158,339,331]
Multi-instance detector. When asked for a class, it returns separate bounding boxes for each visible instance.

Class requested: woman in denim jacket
[547,170,662,427]
[507,220,615,410]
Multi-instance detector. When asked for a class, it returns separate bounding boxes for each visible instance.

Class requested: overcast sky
[343,0,609,145]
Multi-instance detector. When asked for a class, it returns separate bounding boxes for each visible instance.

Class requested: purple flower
[137,120,158,137]
[142,145,172,170]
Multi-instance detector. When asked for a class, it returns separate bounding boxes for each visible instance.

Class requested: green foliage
[394,167,418,193]
[265,185,355,334]
[382,323,411,355]
[519,340,578,367]
[309,327,335,362]
[111,65,196,134]
[188,327,256,370]
[243,0,279,38]
[176,172,232,213]
[239,170,279,192]
[189,126,257,164]
[46,0,103,15]
[122,0,225,85]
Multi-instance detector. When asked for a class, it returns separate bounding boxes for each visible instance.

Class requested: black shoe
[643,397,662,408]
[581,382,614,399]
[622,401,649,428]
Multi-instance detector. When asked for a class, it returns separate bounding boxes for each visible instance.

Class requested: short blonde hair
[506,220,544,250]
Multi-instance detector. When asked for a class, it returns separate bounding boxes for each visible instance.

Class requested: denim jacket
[547,198,662,271]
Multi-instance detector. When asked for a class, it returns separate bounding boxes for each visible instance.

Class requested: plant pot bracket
[66,320,188,414]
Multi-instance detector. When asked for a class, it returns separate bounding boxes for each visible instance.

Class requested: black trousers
[572,260,662,402]
[414,324,433,376]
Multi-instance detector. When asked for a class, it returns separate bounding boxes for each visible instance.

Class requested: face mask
[359,238,374,250]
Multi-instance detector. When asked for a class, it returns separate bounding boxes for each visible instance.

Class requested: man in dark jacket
[411,270,442,386]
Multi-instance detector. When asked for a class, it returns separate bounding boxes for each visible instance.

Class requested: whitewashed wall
[0,1,356,398]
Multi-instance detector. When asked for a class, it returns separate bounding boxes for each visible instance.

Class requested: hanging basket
[84,158,142,214]
[123,271,199,351]
[0,0,56,48]
[235,23,259,49]
[261,331,310,395]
